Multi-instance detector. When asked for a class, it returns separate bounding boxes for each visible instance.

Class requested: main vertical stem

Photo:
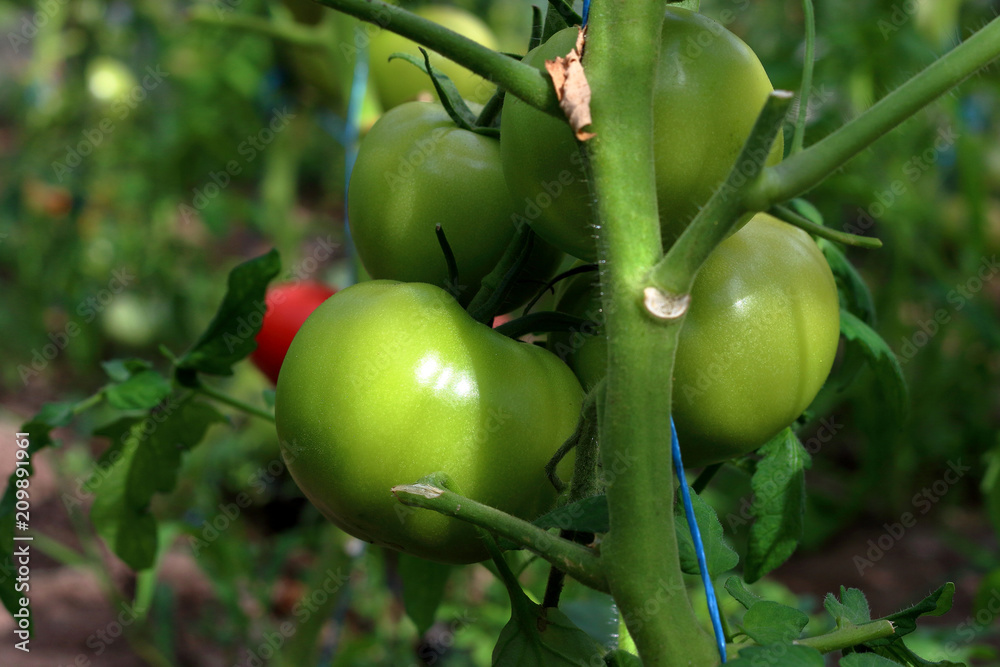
[585,2,717,666]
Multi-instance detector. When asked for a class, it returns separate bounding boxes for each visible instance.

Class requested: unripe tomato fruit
[348,101,563,309]
[251,282,337,384]
[274,281,582,563]
[549,214,840,466]
[369,5,499,109]
[501,9,783,260]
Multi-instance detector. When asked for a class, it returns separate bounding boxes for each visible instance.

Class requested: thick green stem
[796,620,896,653]
[748,14,1000,208]
[312,0,561,116]
[585,2,717,665]
[391,481,608,593]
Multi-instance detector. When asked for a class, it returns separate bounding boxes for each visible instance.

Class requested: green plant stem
[585,1,717,664]
[391,481,608,593]
[691,463,722,495]
[797,620,896,652]
[770,204,883,249]
[747,14,1000,209]
[791,0,815,155]
[651,92,792,297]
[188,10,330,48]
[312,0,561,116]
[196,384,275,423]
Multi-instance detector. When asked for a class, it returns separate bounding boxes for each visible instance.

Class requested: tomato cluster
[273,6,841,563]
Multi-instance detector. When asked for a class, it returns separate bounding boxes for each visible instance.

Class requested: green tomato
[501,9,783,260]
[370,5,499,109]
[274,280,582,564]
[348,101,563,309]
[549,214,840,466]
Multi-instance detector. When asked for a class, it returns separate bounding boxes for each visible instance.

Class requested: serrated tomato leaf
[725,577,763,610]
[177,249,281,377]
[825,586,873,627]
[493,602,607,666]
[742,600,809,645]
[744,429,810,582]
[90,434,158,570]
[840,310,909,424]
[675,485,739,577]
[101,358,153,383]
[125,400,224,508]
[105,369,172,411]
[398,554,453,636]
[533,495,609,534]
[819,239,875,325]
[726,644,824,667]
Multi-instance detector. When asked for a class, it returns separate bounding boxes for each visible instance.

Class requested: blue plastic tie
[582,0,592,27]
[671,416,727,662]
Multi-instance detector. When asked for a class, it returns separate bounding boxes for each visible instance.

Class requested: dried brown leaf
[543,27,595,141]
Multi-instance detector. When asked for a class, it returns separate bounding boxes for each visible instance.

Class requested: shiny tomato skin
[274,280,582,563]
[501,10,783,260]
[348,101,562,309]
[251,282,337,384]
[549,214,840,466]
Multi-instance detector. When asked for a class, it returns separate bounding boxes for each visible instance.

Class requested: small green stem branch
[651,92,792,296]
[391,482,608,593]
[188,10,330,48]
[195,383,275,423]
[770,204,883,248]
[585,1,717,664]
[312,0,561,116]
[748,14,1000,208]
[797,620,896,653]
[790,0,816,155]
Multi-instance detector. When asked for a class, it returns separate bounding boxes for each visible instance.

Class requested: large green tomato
[274,281,583,564]
[549,214,840,466]
[348,101,562,309]
[370,5,499,109]
[501,9,783,260]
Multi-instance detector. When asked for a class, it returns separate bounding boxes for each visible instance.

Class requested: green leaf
[674,485,739,577]
[724,577,762,610]
[744,429,811,582]
[125,400,225,507]
[90,432,158,570]
[101,358,153,383]
[493,603,607,666]
[388,49,493,136]
[742,600,809,645]
[819,240,875,325]
[176,249,281,377]
[840,654,908,667]
[533,495,609,534]
[825,587,873,627]
[840,310,909,424]
[726,644,824,667]
[105,369,172,411]
[542,2,573,42]
[398,554,453,636]
[875,583,955,642]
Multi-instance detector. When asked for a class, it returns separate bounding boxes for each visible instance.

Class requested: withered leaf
[543,27,595,141]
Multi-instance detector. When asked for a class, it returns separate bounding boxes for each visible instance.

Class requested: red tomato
[251,282,337,384]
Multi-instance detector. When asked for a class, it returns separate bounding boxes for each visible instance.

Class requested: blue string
[342,32,369,286]
[582,0,592,27]
[671,416,727,662]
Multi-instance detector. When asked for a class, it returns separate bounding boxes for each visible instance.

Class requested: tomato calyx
[390,48,500,138]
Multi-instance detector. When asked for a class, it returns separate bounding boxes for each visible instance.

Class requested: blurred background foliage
[0,0,998,664]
